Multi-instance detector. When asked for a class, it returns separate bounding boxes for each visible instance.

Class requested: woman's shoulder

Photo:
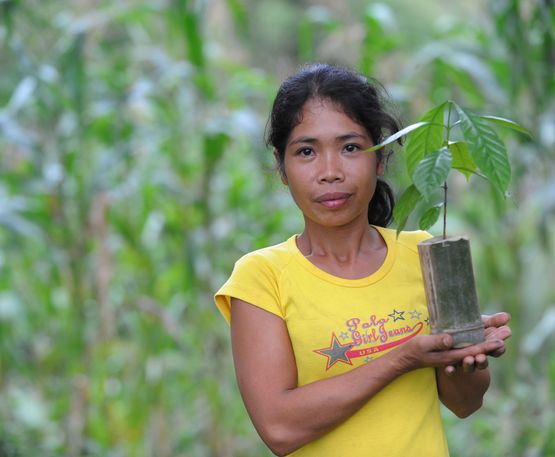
[215,237,297,324]
[376,226,433,253]
[397,229,433,245]
[235,235,298,273]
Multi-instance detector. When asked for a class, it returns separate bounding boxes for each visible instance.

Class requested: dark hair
[266,63,401,227]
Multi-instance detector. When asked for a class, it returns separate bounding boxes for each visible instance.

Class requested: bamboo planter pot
[417,236,485,348]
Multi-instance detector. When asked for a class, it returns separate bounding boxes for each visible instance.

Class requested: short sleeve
[397,230,433,252]
[214,252,285,325]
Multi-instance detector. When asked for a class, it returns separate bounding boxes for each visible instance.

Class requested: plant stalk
[442,101,453,240]
[442,181,448,240]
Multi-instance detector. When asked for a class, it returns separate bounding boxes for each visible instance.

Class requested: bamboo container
[417,236,485,348]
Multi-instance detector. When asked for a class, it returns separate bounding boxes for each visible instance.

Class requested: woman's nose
[318,152,344,183]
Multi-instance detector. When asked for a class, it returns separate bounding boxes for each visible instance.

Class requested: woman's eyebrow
[288,132,369,147]
[287,136,318,147]
[336,132,369,142]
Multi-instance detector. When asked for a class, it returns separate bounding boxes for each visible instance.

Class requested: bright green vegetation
[1,1,554,456]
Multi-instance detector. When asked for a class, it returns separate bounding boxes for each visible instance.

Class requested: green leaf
[405,102,447,176]
[225,0,249,31]
[182,9,205,68]
[204,132,230,163]
[298,19,314,62]
[419,204,443,231]
[171,4,215,98]
[449,141,476,180]
[393,185,422,235]
[478,115,533,137]
[366,122,430,152]
[412,147,452,199]
[455,105,512,193]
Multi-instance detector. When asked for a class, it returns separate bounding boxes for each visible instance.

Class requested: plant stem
[442,181,448,240]
[443,102,453,239]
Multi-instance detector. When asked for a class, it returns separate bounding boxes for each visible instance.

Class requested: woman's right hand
[395,333,505,373]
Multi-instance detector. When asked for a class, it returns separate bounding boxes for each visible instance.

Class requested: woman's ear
[279,169,288,185]
[273,149,288,185]
[377,157,385,177]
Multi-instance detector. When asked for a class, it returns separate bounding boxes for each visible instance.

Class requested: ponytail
[368,179,394,227]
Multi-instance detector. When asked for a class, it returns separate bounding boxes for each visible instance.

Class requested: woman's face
[281,98,384,229]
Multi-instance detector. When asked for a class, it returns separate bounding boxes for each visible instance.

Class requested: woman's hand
[396,332,505,374]
[482,312,512,356]
[433,312,511,417]
[443,312,512,376]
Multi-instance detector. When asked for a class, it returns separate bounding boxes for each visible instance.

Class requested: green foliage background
[0,0,554,456]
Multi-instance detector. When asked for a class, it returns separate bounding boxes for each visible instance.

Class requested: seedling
[368,100,531,238]
[368,100,531,347]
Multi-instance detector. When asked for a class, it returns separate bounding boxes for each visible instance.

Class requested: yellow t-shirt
[215,226,449,457]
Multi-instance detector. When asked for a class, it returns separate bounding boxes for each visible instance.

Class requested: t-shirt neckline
[287,225,396,287]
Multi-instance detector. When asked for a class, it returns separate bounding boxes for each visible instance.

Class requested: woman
[215,63,511,456]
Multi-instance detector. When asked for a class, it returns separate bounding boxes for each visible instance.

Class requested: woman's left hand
[482,312,512,357]
[444,312,512,376]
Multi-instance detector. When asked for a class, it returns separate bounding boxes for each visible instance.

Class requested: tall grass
[0,1,553,456]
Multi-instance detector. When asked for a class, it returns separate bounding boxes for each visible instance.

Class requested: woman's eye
[298,148,314,157]
[344,144,360,153]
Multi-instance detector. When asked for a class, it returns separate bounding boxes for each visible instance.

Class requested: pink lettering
[352,331,362,346]
[345,318,360,332]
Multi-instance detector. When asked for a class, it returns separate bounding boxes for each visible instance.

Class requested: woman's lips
[316,192,351,209]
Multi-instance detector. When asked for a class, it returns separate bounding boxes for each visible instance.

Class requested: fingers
[481,313,512,359]
[482,312,511,328]
[462,353,488,373]
[485,344,506,358]
[474,353,488,370]
[437,323,510,376]
[458,338,504,358]
[435,337,503,368]
[429,333,503,356]
[444,353,489,376]
[436,334,454,351]
[484,324,511,358]
[409,333,506,372]
[484,325,512,341]
[418,333,454,352]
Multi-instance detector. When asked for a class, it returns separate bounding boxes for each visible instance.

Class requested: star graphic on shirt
[388,309,405,322]
[313,333,353,370]
[409,309,422,320]
[339,331,350,340]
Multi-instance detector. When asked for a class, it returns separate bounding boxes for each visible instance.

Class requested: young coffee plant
[368,100,531,238]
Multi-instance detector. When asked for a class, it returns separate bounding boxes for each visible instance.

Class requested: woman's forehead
[288,98,368,140]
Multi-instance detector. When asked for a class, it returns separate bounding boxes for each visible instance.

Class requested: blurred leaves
[1,0,554,456]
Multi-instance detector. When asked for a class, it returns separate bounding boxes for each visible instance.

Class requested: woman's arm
[436,312,512,418]
[231,298,506,456]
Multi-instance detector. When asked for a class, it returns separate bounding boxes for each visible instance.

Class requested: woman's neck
[295,218,387,279]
